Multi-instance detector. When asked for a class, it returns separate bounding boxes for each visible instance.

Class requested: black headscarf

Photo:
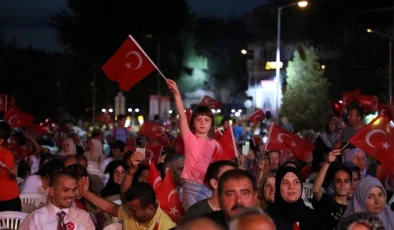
[266,167,327,230]
[100,160,127,198]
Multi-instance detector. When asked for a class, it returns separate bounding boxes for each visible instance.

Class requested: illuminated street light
[169,110,173,114]
[238,109,243,113]
[216,109,221,113]
[231,109,236,113]
[128,108,132,112]
[101,108,106,113]
[211,109,216,113]
[135,108,140,113]
[241,49,248,55]
[297,1,308,7]
[108,108,113,113]
[321,65,326,70]
[366,28,373,33]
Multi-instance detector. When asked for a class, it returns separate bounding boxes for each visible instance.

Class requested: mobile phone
[241,141,250,155]
[135,136,146,160]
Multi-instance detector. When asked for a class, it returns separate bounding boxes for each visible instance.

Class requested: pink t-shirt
[181,131,218,184]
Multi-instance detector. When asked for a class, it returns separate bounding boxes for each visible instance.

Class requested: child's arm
[167,79,190,138]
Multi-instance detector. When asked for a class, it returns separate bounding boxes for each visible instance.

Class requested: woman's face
[62,141,71,152]
[351,151,366,171]
[349,171,360,197]
[280,172,302,203]
[328,120,336,132]
[113,166,126,185]
[269,152,280,169]
[263,177,275,203]
[365,186,386,215]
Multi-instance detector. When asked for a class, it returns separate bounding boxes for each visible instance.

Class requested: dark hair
[37,159,64,178]
[124,182,157,208]
[205,160,237,190]
[49,171,75,187]
[218,169,256,195]
[337,212,384,230]
[331,165,352,183]
[124,151,133,162]
[281,160,299,169]
[64,164,88,180]
[11,132,26,146]
[76,154,88,164]
[267,150,280,159]
[0,122,12,143]
[117,114,126,121]
[348,104,364,119]
[189,106,215,138]
[164,153,184,166]
[110,140,125,152]
[221,117,230,126]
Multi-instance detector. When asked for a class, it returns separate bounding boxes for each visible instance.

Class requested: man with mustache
[202,169,258,229]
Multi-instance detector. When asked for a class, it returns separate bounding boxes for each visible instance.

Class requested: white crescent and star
[152,126,165,136]
[365,129,387,148]
[277,133,291,143]
[8,115,19,126]
[125,51,143,70]
[170,207,179,216]
[203,97,216,106]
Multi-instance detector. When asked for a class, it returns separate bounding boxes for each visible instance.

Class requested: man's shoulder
[188,199,209,210]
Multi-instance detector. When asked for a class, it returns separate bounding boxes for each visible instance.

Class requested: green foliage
[280,46,331,131]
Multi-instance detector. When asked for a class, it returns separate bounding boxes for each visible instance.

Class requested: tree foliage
[280,46,331,131]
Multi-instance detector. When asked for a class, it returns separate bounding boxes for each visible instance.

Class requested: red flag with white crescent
[341,89,360,109]
[96,112,113,125]
[156,169,184,224]
[4,107,34,128]
[349,115,394,173]
[102,35,155,91]
[200,96,222,109]
[212,125,238,161]
[248,109,265,125]
[147,161,162,192]
[145,142,163,164]
[265,124,315,162]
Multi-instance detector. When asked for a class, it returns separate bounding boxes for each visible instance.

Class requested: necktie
[293,222,300,230]
[57,211,66,230]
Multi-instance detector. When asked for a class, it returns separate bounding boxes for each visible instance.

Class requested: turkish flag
[0,93,7,112]
[212,125,238,161]
[252,135,263,147]
[215,129,223,141]
[146,142,163,164]
[157,169,184,224]
[357,95,379,112]
[102,35,155,91]
[375,164,394,193]
[96,112,113,125]
[4,107,34,128]
[173,136,184,154]
[266,124,315,162]
[379,103,394,121]
[248,109,265,125]
[341,89,360,109]
[200,96,222,109]
[147,161,163,192]
[139,122,170,147]
[349,115,394,173]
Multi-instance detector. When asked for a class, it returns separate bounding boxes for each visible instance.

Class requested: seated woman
[343,176,394,230]
[266,166,327,230]
[100,160,127,198]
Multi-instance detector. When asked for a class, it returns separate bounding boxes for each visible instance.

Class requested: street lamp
[241,49,248,55]
[276,1,308,122]
[366,28,393,105]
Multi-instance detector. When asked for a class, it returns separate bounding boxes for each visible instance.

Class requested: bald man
[179,217,224,230]
[229,208,276,230]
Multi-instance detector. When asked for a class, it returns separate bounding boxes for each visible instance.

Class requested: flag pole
[128,35,167,81]
[264,124,274,154]
[229,124,242,166]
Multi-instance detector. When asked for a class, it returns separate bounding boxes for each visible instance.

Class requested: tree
[280,46,331,131]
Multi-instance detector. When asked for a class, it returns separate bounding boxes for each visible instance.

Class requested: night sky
[187,0,269,16]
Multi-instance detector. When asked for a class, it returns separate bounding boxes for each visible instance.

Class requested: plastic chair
[19,193,47,208]
[0,211,27,230]
[302,182,313,201]
[21,203,37,213]
[103,222,123,230]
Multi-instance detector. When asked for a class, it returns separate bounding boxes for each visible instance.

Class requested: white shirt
[29,155,40,174]
[20,175,48,196]
[19,201,95,230]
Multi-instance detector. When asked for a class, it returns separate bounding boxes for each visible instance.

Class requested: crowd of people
[0,79,393,230]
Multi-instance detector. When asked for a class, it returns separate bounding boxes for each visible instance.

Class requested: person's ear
[210,178,218,190]
[49,186,55,197]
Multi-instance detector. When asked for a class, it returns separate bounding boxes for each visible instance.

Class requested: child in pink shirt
[167,79,218,210]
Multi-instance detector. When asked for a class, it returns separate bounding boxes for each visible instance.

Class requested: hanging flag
[248,109,265,125]
[102,35,156,91]
[145,142,163,164]
[147,161,162,192]
[95,112,113,125]
[341,89,360,109]
[349,115,393,173]
[4,107,34,128]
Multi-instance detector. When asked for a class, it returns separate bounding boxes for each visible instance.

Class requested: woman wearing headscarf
[342,148,367,177]
[258,174,275,210]
[57,138,77,157]
[100,160,127,198]
[84,138,105,169]
[266,167,327,230]
[344,176,394,230]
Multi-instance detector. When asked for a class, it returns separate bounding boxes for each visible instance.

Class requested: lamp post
[276,1,308,123]
[367,29,393,106]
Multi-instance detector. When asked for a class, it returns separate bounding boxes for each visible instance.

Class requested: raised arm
[78,177,120,217]
[167,79,190,138]
[120,152,143,194]
[312,150,340,202]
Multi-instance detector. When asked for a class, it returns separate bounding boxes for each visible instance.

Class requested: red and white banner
[200,96,222,109]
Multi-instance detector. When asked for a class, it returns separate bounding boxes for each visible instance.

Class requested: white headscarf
[84,138,105,165]
[57,138,77,157]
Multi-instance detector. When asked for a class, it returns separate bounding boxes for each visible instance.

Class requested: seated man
[78,177,176,230]
[20,172,95,230]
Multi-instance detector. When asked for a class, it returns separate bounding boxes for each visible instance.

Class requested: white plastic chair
[103,222,123,230]
[105,194,120,202]
[112,200,122,205]
[0,211,27,230]
[19,193,47,208]
[302,182,313,201]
